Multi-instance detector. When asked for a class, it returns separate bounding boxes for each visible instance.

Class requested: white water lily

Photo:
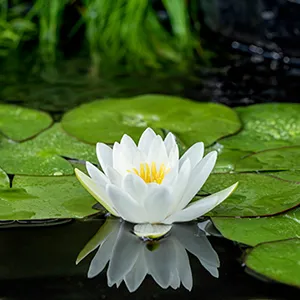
[75,128,238,237]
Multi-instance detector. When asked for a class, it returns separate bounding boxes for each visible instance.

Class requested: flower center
[129,162,170,184]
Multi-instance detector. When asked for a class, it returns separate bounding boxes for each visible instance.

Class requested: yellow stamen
[128,162,170,184]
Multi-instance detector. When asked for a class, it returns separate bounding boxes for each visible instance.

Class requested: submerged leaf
[61,94,241,147]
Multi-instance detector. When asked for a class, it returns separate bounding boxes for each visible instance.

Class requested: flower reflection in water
[76,218,220,292]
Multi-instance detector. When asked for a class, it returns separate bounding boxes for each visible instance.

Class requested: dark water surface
[0,218,299,300]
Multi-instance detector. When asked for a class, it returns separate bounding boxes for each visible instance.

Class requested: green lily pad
[204,173,300,217]
[212,207,300,246]
[0,175,99,220]
[0,123,96,176]
[205,144,251,173]
[0,104,52,141]
[0,168,9,188]
[268,170,300,182]
[220,104,300,152]
[235,146,300,172]
[245,239,300,288]
[61,94,241,147]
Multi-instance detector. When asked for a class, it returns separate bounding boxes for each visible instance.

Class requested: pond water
[0,217,298,299]
[1,34,300,299]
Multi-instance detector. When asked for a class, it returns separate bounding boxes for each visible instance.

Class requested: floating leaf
[245,239,300,288]
[0,175,100,220]
[205,145,251,173]
[0,104,52,141]
[0,168,9,188]
[61,94,241,147]
[0,123,96,176]
[212,207,300,246]
[235,146,300,172]
[204,173,300,217]
[220,104,300,152]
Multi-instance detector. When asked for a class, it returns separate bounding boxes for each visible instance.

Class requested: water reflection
[77,219,220,292]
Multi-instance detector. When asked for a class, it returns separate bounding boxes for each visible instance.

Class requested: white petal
[112,141,121,168]
[75,169,118,216]
[107,222,142,284]
[179,142,204,170]
[106,184,146,223]
[120,133,137,148]
[164,132,177,155]
[106,166,122,187]
[175,151,217,212]
[168,144,179,170]
[161,166,178,186]
[96,143,113,175]
[144,184,173,223]
[164,182,238,224]
[133,224,172,238]
[112,142,129,173]
[147,135,168,166]
[120,134,139,165]
[169,159,191,213]
[122,173,147,203]
[86,162,109,187]
[138,128,157,154]
[124,249,147,293]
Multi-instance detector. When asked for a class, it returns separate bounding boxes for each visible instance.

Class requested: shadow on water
[0,218,299,299]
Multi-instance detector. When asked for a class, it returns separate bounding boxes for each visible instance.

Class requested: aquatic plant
[0,0,205,75]
[75,127,238,237]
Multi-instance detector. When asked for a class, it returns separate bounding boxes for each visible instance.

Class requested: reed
[0,0,204,75]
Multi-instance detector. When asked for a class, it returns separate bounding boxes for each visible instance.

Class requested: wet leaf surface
[0,175,100,220]
[61,94,241,147]
[0,104,52,141]
[245,239,300,288]
[0,168,9,188]
[204,173,300,217]
[220,104,300,152]
[0,123,97,175]
[235,146,300,172]
[212,207,300,246]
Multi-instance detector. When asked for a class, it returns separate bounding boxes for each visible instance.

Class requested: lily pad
[220,104,300,152]
[61,94,241,147]
[0,168,9,188]
[0,104,52,141]
[0,123,97,176]
[0,175,99,220]
[235,146,300,172]
[212,207,300,246]
[245,239,300,288]
[205,144,251,173]
[204,173,300,217]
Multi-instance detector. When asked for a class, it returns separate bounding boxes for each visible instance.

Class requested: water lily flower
[76,218,219,292]
[75,128,238,237]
